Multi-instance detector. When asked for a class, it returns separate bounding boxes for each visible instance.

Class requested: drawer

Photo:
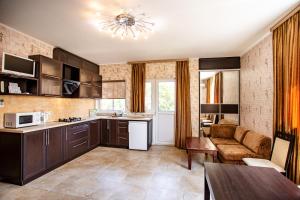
[68,137,88,159]
[118,120,128,127]
[67,129,88,142]
[67,123,89,134]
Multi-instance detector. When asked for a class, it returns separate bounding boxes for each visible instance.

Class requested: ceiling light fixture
[95,9,155,40]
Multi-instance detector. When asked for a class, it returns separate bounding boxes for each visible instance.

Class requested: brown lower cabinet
[100,119,129,148]
[23,130,47,181]
[0,119,151,185]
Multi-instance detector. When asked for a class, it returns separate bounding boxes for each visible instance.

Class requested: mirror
[199,70,240,136]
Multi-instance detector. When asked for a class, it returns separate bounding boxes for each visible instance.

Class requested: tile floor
[0,146,208,200]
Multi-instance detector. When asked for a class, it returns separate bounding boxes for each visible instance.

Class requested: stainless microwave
[4,112,41,128]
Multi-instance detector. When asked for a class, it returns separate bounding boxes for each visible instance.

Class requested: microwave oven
[4,112,41,128]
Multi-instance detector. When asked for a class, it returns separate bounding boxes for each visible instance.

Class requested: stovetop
[58,117,82,123]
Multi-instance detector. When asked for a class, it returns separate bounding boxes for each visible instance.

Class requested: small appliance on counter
[4,112,41,128]
[58,117,82,123]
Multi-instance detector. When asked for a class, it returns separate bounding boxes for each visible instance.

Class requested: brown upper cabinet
[29,55,63,96]
[53,48,102,98]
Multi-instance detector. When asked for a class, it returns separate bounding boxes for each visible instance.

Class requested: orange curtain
[206,79,211,103]
[131,63,146,112]
[175,61,192,149]
[273,11,300,184]
[214,73,222,103]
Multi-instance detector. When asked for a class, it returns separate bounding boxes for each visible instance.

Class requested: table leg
[188,150,192,170]
[204,175,210,200]
[213,153,217,163]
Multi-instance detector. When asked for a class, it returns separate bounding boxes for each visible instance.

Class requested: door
[23,130,46,181]
[155,80,176,145]
[89,120,100,148]
[46,127,64,169]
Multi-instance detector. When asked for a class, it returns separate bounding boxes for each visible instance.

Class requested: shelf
[0,73,38,81]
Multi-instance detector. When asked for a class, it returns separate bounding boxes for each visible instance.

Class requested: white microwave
[4,112,41,128]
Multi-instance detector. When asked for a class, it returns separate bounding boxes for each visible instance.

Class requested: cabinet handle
[48,130,50,146]
[72,141,87,148]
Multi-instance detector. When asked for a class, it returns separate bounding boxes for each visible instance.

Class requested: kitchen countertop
[0,116,152,133]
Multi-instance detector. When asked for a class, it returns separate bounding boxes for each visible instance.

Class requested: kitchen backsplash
[0,96,95,126]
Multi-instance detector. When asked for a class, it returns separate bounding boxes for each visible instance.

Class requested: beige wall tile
[240,34,273,138]
[0,23,95,125]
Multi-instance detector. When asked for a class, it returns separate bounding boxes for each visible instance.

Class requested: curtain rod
[270,3,300,32]
[127,58,189,64]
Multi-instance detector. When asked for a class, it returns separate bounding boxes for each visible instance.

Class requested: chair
[243,130,295,176]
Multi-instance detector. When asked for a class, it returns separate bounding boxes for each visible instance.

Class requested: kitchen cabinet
[89,120,100,149]
[23,130,47,181]
[66,122,89,160]
[53,48,102,99]
[29,55,63,97]
[100,119,128,148]
[46,127,64,169]
[100,119,109,145]
[117,120,129,147]
[79,83,93,98]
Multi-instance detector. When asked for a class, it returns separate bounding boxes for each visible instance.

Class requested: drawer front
[67,129,88,141]
[68,137,88,159]
[118,120,128,127]
[67,123,89,135]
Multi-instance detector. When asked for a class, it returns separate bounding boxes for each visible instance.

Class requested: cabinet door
[46,127,64,169]
[40,57,62,78]
[92,86,102,98]
[80,69,93,84]
[109,120,118,145]
[89,120,100,148]
[118,120,129,147]
[40,77,62,96]
[23,130,46,181]
[80,84,93,98]
[100,119,109,145]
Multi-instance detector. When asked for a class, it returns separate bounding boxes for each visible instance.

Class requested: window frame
[96,98,126,112]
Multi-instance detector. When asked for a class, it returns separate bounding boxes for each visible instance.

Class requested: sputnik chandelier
[95,8,155,40]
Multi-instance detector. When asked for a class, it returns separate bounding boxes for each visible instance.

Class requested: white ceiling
[0,0,298,64]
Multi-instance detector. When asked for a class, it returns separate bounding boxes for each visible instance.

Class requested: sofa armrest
[210,124,237,138]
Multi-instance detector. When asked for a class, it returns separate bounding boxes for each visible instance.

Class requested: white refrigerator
[129,121,148,150]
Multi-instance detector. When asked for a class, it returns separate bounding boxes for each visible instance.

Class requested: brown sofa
[209,124,271,164]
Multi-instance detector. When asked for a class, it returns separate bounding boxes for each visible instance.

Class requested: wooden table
[186,137,217,170]
[204,163,300,200]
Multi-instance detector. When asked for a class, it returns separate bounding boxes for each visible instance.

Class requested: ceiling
[0,0,298,64]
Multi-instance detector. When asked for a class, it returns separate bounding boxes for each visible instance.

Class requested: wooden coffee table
[186,137,217,170]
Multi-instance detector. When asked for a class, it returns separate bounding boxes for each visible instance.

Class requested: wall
[100,59,199,137]
[240,34,273,138]
[0,23,95,125]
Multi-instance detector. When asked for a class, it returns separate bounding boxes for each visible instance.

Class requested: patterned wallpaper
[100,59,199,137]
[0,23,95,125]
[240,34,273,138]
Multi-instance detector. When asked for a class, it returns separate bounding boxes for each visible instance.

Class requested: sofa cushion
[234,127,249,143]
[218,144,259,161]
[210,138,240,146]
[242,131,271,159]
[210,124,237,138]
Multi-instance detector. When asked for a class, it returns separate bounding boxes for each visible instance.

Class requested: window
[145,81,152,112]
[97,99,126,112]
[158,81,175,112]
